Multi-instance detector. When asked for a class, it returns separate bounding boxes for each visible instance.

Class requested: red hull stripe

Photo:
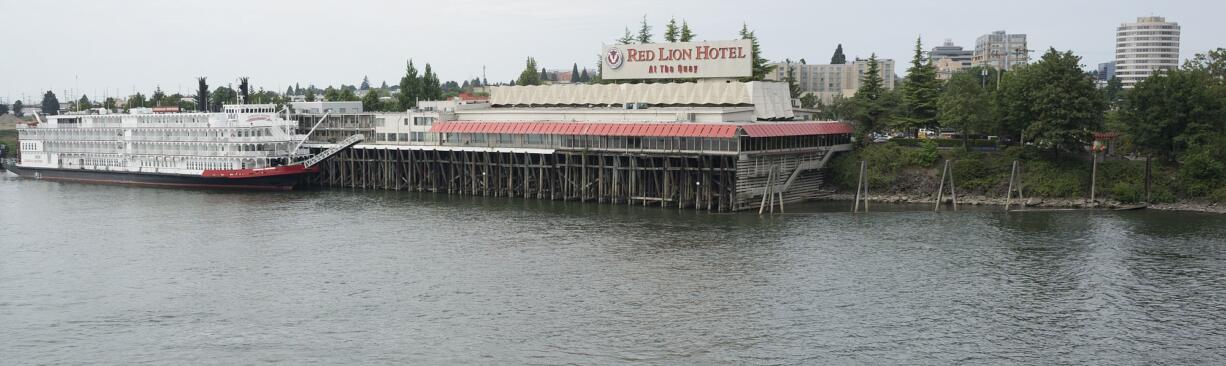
[26,175,295,191]
[201,164,319,178]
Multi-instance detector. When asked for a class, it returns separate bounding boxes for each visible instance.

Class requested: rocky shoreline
[821,192,1225,214]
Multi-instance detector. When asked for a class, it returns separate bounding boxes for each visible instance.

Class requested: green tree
[151,87,167,107]
[517,57,542,86]
[126,93,146,110]
[422,63,442,100]
[238,77,250,103]
[1121,68,1225,160]
[617,27,635,45]
[41,91,61,115]
[636,15,652,44]
[195,77,209,112]
[571,63,580,83]
[0,102,8,115]
[783,59,801,98]
[898,36,941,137]
[338,88,358,102]
[831,44,846,64]
[580,68,591,82]
[210,86,236,112]
[362,89,382,111]
[679,20,695,42]
[663,17,679,42]
[1184,47,1226,79]
[323,86,340,101]
[938,70,994,148]
[996,48,1106,152]
[12,100,23,117]
[76,95,92,111]
[799,93,819,109]
[738,23,775,81]
[304,88,316,102]
[102,97,117,111]
[851,54,887,146]
[360,75,371,90]
[399,59,421,109]
[1103,77,1124,107]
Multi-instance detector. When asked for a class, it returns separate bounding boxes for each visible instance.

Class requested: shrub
[1178,148,1225,197]
[1111,182,1144,203]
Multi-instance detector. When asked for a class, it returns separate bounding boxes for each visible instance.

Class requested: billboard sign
[601,39,752,80]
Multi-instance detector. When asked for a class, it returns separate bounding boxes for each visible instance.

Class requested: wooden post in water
[853,160,869,213]
[1090,151,1098,203]
[1005,160,1018,211]
[935,160,948,211]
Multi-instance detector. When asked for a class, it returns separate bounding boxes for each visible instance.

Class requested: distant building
[766,58,897,104]
[289,101,362,114]
[972,31,1029,71]
[930,40,974,79]
[1115,16,1180,88]
[1096,62,1116,82]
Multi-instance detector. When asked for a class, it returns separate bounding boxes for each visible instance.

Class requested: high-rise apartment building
[766,59,896,104]
[972,31,1029,70]
[1115,16,1180,88]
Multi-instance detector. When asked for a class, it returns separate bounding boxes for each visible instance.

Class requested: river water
[2,174,1225,365]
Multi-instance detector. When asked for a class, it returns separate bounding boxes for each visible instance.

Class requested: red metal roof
[431,121,740,138]
[429,121,854,138]
[740,122,854,137]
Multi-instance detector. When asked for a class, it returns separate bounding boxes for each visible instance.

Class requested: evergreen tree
[360,75,371,90]
[196,77,209,112]
[304,88,316,102]
[939,70,994,148]
[996,48,1106,152]
[0,103,7,115]
[784,59,801,98]
[541,67,549,82]
[664,17,679,42]
[422,63,442,100]
[151,87,167,107]
[679,20,695,42]
[238,77,250,103]
[517,57,542,86]
[294,83,301,95]
[13,100,23,117]
[76,95,92,111]
[285,86,293,96]
[617,27,635,45]
[738,23,775,81]
[41,91,60,115]
[380,81,389,90]
[580,68,590,82]
[898,36,941,137]
[636,15,652,44]
[831,44,847,64]
[851,54,886,146]
[399,59,421,110]
[571,63,580,83]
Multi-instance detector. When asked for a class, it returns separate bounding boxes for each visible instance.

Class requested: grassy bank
[827,141,1226,205]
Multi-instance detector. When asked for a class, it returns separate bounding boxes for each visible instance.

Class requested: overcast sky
[2,0,1222,104]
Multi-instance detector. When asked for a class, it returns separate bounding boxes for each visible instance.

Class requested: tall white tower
[1115,16,1180,88]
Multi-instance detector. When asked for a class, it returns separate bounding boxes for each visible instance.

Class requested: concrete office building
[1115,16,1180,88]
[930,40,974,80]
[972,31,1029,70]
[766,59,896,104]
